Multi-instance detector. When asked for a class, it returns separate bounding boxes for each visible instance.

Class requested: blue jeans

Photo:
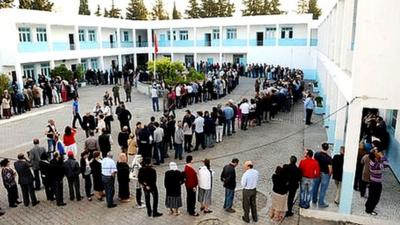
[152,97,159,112]
[47,138,55,153]
[312,173,331,206]
[223,188,235,209]
[204,134,214,147]
[155,142,163,163]
[102,175,115,207]
[174,143,183,159]
[299,177,313,208]
[224,119,232,135]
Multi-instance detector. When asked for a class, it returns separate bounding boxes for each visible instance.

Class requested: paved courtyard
[0,77,394,225]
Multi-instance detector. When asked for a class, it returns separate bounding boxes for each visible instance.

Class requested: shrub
[51,64,73,81]
[0,74,10,95]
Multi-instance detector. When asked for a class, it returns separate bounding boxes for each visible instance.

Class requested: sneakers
[367,211,378,216]
[136,204,146,209]
[318,203,329,208]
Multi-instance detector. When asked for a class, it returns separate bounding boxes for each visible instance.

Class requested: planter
[78,81,86,88]
[315,106,325,115]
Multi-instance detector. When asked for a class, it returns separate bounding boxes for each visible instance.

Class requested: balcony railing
[310,39,318,46]
[222,39,247,47]
[196,40,220,47]
[136,41,148,47]
[53,42,71,51]
[173,40,194,47]
[80,41,99,50]
[121,41,134,48]
[18,42,49,53]
[278,38,307,46]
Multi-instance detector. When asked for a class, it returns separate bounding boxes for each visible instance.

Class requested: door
[137,35,142,47]
[256,32,264,46]
[69,34,75,50]
[111,60,116,69]
[205,33,211,47]
[233,54,244,64]
[71,64,77,72]
[110,34,114,48]
[185,55,194,68]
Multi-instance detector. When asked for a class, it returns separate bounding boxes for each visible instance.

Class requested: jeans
[312,173,331,206]
[155,142,163,163]
[174,143,183,160]
[223,188,235,209]
[204,133,214,147]
[299,177,313,208]
[224,119,232,135]
[305,109,313,125]
[102,175,115,207]
[152,97,159,112]
[47,138,55,153]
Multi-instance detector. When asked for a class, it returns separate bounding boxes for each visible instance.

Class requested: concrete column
[97,27,102,49]
[46,24,53,52]
[194,27,197,47]
[74,25,80,51]
[333,93,347,154]
[219,25,223,47]
[194,53,198,68]
[132,29,136,48]
[116,28,121,48]
[339,100,363,214]
[306,25,311,46]
[133,53,137,69]
[275,24,279,46]
[170,27,173,47]
[118,55,122,70]
[99,56,105,71]
[147,28,152,48]
[246,24,250,47]
[14,63,24,91]
[219,52,222,65]
[327,83,338,144]
[50,60,55,69]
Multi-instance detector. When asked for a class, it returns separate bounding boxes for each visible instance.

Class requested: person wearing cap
[64,151,82,201]
[14,153,40,207]
[28,138,46,190]
[241,160,259,223]
[138,158,163,217]
[221,158,239,213]
[1,158,22,207]
[102,152,118,208]
[164,162,185,216]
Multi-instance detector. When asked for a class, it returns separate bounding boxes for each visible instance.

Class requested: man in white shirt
[153,122,164,165]
[151,85,159,112]
[241,161,259,223]
[175,85,181,109]
[193,111,205,151]
[239,98,250,130]
[101,152,117,208]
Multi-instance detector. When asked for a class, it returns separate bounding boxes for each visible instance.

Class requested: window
[173,31,176,41]
[212,29,220,40]
[265,27,276,39]
[23,65,35,79]
[36,28,47,42]
[226,28,237,40]
[167,31,171,41]
[40,63,50,77]
[179,30,188,40]
[90,58,98,70]
[281,27,293,39]
[78,29,85,42]
[123,31,129,42]
[88,30,96,42]
[18,27,31,42]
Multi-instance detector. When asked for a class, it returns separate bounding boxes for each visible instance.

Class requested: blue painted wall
[52,42,70,51]
[278,38,307,46]
[222,39,247,46]
[173,40,194,47]
[18,42,49,52]
[387,133,400,181]
[120,42,134,48]
[80,41,99,50]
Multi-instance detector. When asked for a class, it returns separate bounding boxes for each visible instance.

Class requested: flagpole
[153,31,157,81]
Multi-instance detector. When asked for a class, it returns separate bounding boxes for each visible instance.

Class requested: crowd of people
[3,61,380,223]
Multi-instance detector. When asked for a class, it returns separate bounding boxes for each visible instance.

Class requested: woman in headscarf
[198,159,214,213]
[89,151,104,201]
[164,162,185,215]
[131,154,145,208]
[117,153,130,202]
[268,166,289,222]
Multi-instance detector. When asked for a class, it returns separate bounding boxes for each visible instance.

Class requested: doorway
[110,34,114,48]
[69,34,75,50]
[256,32,264,46]
[137,35,142,47]
[205,33,211,46]
[233,54,245,65]
[185,55,194,68]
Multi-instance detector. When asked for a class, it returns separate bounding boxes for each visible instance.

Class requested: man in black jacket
[220,158,239,213]
[118,126,130,154]
[98,128,113,158]
[82,112,96,138]
[117,103,132,133]
[50,152,66,206]
[138,158,162,218]
[14,153,40,207]
[283,155,302,217]
[63,151,82,201]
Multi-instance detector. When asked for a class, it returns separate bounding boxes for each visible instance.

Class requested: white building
[0,8,318,90]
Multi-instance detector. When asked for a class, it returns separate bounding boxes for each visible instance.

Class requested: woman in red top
[63,126,77,156]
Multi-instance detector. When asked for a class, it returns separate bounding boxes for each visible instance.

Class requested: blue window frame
[179,30,188,40]
[88,30,96,42]
[212,29,220,40]
[19,27,31,42]
[226,28,237,40]
[79,29,85,42]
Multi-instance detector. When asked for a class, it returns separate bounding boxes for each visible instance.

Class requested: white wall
[51,25,74,42]
[197,53,219,63]
[196,27,215,40]
[223,26,247,39]
[101,28,117,42]
[103,56,118,70]
[54,59,79,70]
[279,24,307,38]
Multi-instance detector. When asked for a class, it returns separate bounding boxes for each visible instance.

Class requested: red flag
[154,33,158,54]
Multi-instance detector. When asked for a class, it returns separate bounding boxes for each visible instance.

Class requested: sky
[51,0,334,18]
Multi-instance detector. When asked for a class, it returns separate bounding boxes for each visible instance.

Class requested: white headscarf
[169,162,178,171]
[131,155,143,168]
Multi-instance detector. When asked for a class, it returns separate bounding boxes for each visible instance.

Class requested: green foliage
[0,0,14,9]
[187,68,205,82]
[51,64,73,81]
[108,0,121,18]
[78,0,91,15]
[172,1,181,19]
[76,64,85,82]
[19,0,32,9]
[315,96,323,107]
[31,0,53,11]
[151,0,169,20]
[297,0,308,14]
[103,8,109,17]
[0,74,10,96]
[185,0,201,18]
[95,4,101,16]
[308,0,321,19]
[267,0,281,15]
[200,0,235,17]
[126,0,148,20]
[242,0,264,16]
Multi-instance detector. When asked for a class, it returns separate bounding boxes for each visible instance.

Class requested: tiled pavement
[0,77,372,224]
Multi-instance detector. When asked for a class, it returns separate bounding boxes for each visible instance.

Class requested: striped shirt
[369,160,385,183]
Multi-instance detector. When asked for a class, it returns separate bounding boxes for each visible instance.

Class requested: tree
[216,0,235,17]
[78,0,91,15]
[0,0,14,9]
[108,0,121,18]
[95,4,101,16]
[242,0,264,16]
[200,0,234,17]
[200,0,216,18]
[308,0,321,19]
[126,0,148,20]
[31,0,54,11]
[268,0,281,15]
[103,8,109,17]
[19,0,31,9]
[0,74,10,97]
[51,64,73,82]
[172,1,181,19]
[151,0,169,20]
[297,0,308,14]
[185,0,201,18]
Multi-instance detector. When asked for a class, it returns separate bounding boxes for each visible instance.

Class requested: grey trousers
[242,189,257,221]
